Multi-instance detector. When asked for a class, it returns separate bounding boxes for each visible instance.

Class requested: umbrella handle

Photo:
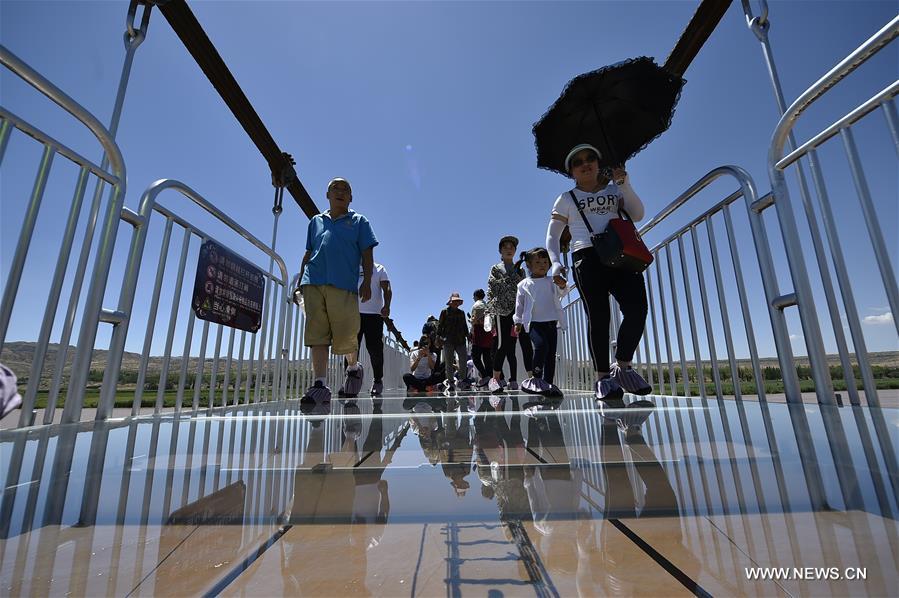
[604,165,626,186]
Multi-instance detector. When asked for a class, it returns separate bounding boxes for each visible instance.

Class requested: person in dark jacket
[438,292,471,391]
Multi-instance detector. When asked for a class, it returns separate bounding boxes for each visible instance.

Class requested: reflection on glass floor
[1,390,897,596]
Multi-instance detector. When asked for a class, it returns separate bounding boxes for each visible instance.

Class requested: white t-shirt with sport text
[551,181,644,253]
[358,263,390,314]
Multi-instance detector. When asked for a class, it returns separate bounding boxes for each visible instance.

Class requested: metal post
[691,225,723,398]
[722,205,767,402]
[744,0,861,406]
[132,218,173,415]
[677,235,706,400]
[19,165,88,427]
[665,244,690,397]
[0,146,54,354]
[840,127,899,339]
[706,218,742,401]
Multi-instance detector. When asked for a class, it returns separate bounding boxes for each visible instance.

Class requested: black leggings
[471,345,493,379]
[491,313,533,380]
[571,249,648,371]
[344,313,385,380]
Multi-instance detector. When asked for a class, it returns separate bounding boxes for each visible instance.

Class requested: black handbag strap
[568,190,631,234]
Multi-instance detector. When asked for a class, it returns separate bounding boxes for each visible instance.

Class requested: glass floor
[1,390,897,596]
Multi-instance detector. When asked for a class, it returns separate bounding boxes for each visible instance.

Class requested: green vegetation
[566,362,899,396]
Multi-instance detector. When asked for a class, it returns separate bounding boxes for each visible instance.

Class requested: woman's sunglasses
[569,154,598,169]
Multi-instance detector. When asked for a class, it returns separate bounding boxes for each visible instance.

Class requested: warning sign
[192,240,265,332]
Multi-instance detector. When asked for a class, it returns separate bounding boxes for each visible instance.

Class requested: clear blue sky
[2,1,897,364]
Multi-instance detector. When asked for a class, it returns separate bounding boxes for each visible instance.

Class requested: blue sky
[1,1,897,365]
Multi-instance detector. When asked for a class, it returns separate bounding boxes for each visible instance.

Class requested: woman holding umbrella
[545,144,653,401]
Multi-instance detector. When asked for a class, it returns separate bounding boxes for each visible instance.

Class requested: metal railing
[557,17,898,407]
[1,47,406,430]
[0,45,127,428]
[765,16,899,408]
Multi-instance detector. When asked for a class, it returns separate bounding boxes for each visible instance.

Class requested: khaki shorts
[302,284,360,355]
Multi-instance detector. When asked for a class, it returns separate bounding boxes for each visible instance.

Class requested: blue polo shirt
[300,209,378,293]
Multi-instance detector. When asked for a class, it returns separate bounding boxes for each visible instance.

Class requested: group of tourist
[295,143,655,414]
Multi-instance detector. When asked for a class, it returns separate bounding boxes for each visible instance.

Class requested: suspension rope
[663,0,733,77]
[148,0,319,218]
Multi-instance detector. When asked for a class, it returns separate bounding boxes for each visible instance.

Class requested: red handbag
[570,191,654,272]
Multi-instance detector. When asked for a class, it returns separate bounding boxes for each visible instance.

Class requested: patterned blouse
[485,262,525,317]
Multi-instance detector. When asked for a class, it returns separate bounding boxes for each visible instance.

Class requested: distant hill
[0,342,248,388]
[2,341,897,389]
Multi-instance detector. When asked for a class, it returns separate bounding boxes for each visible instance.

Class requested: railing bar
[253,294,271,404]
[222,327,236,407]
[180,420,197,508]
[840,127,899,340]
[151,203,288,286]
[234,331,246,406]
[260,279,277,402]
[296,307,305,397]
[19,166,88,427]
[665,245,690,397]
[0,107,118,185]
[175,309,197,413]
[584,302,592,389]
[776,81,899,170]
[0,117,11,165]
[275,286,289,403]
[692,225,723,398]
[64,178,129,423]
[192,319,210,411]
[156,229,191,414]
[291,305,301,399]
[209,324,224,409]
[677,235,706,400]
[649,189,744,253]
[883,98,899,155]
[244,333,257,405]
[133,218,174,416]
[44,173,109,421]
[707,218,742,402]
[722,206,766,402]
[803,149,870,405]
[654,253,676,392]
[145,182,288,283]
[646,265,665,394]
[0,145,54,354]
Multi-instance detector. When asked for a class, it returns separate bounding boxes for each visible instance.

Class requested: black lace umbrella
[533,57,685,175]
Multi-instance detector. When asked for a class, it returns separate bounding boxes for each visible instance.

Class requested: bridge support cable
[663,0,733,77]
[147,0,318,217]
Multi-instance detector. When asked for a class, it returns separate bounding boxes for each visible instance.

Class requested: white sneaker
[488,378,504,394]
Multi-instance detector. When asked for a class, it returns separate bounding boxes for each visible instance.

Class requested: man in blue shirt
[296,177,378,411]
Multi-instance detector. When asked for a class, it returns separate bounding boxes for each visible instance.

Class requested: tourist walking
[437,292,471,391]
[485,236,534,393]
[545,144,652,400]
[295,177,378,412]
[469,289,493,388]
[341,261,392,398]
[513,248,567,397]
